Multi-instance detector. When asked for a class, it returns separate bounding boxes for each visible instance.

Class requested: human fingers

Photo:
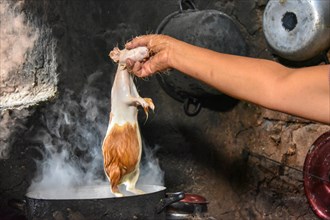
[133,55,170,78]
[126,58,143,75]
[125,35,155,49]
[131,61,143,75]
[138,52,169,77]
[128,59,155,78]
[128,59,152,78]
[126,35,173,77]
[126,58,134,68]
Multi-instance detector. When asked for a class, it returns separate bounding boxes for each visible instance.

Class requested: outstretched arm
[126,35,330,124]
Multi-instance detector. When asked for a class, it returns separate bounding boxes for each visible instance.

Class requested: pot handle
[183,97,202,116]
[179,0,197,12]
[156,192,185,214]
[8,199,26,213]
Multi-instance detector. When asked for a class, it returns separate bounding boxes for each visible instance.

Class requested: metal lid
[303,131,330,220]
[180,193,208,204]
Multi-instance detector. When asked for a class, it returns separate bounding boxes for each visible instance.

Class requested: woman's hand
[125,34,176,77]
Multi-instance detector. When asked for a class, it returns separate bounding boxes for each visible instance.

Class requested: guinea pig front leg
[129,75,155,116]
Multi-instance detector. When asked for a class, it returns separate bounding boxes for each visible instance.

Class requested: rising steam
[28,71,164,193]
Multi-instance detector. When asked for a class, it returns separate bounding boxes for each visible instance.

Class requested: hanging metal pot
[263,0,330,63]
[156,0,248,116]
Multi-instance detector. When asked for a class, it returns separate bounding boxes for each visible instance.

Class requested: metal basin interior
[26,184,166,200]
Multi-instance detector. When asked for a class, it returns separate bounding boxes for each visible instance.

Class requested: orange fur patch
[102,123,140,193]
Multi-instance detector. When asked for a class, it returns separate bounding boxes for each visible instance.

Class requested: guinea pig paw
[143,98,155,111]
[114,192,124,197]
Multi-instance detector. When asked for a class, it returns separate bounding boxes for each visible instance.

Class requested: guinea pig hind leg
[124,169,145,195]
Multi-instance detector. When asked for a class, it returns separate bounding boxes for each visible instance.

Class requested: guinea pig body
[102,46,154,197]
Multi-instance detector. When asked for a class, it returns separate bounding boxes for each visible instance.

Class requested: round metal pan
[10,184,184,220]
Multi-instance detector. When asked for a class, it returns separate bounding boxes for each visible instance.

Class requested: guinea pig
[102,46,154,197]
